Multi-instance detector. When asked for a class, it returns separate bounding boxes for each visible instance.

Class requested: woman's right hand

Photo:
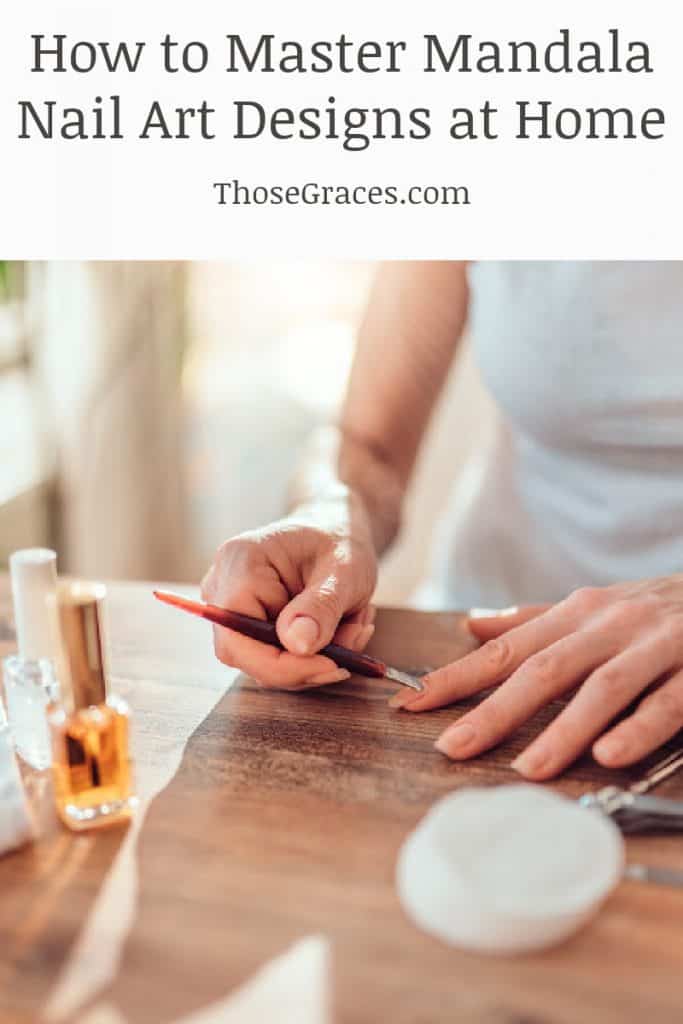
[200,496,378,689]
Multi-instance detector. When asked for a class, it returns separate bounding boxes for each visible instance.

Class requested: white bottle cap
[9,549,60,662]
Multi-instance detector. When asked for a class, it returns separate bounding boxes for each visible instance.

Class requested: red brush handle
[154,591,387,679]
[207,605,387,679]
[321,640,386,678]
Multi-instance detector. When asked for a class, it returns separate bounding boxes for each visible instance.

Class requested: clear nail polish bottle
[3,549,61,770]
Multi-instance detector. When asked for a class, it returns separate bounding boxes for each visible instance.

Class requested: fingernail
[307,668,351,685]
[357,623,375,648]
[434,722,476,757]
[343,623,364,649]
[593,735,625,762]
[511,746,550,777]
[388,688,420,709]
[469,606,518,620]
[286,616,320,655]
[341,623,374,651]
[361,605,377,626]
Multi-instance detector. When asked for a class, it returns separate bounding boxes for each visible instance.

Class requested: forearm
[288,261,469,554]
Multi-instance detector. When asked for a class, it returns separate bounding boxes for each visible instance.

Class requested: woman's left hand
[390,577,683,779]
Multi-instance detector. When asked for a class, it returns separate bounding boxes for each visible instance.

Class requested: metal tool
[630,747,683,794]
[153,590,425,692]
[579,745,683,833]
[587,790,683,834]
[625,863,683,888]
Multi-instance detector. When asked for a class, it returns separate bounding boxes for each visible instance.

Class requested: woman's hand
[390,577,683,778]
[201,495,378,689]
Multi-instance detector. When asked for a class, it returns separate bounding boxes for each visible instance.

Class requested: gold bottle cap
[57,581,108,710]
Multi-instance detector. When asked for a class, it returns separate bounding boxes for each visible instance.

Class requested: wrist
[288,425,405,555]
[289,485,375,546]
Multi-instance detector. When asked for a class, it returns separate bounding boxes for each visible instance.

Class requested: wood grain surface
[1,577,683,1024]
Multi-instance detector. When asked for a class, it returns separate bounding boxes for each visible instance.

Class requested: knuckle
[657,616,683,657]
[590,662,628,701]
[427,664,457,692]
[524,649,562,688]
[288,524,334,561]
[607,597,660,630]
[210,539,269,608]
[635,592,664,614]
[215,536,254,571]
[568,586,605,616]
[649,685,683,722]
[483,636,515,676]
[215,537,239,561]
[604,600,640,628]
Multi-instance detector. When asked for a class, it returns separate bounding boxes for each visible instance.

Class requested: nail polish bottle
[48,581,137,831]
[3,549,61,770]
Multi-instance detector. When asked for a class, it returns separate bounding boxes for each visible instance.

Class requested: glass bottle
[0,698,35,852]
[3,549,61,770]
[49,581,137,830]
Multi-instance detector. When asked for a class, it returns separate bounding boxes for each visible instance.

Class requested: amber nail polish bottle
[49,581,137,830]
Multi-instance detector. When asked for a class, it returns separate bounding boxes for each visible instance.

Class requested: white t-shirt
[425,262,683,609]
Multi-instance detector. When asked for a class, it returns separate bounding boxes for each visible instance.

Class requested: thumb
[467,604,551,641]
[276,577,350,656]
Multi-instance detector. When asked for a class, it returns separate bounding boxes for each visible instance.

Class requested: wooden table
[1,577,683,1024]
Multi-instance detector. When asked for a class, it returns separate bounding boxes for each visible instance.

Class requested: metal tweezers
[579,747,683,833]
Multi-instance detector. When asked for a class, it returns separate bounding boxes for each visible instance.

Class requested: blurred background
[0,261,492,604]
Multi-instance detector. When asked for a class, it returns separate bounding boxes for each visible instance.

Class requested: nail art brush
[153,590,424,692]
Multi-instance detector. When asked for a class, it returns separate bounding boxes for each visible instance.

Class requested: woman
[201,261,683,780]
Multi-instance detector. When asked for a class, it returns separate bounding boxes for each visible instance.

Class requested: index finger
[394,601,577,712]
